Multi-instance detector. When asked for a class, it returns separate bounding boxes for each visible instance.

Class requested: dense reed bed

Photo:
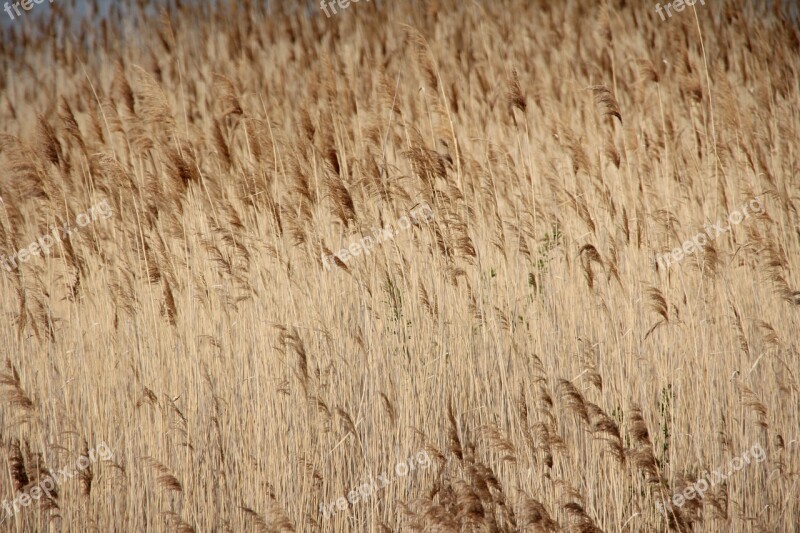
[1,0,799,530]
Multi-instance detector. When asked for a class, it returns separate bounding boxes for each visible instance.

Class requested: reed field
[1,0,799,530]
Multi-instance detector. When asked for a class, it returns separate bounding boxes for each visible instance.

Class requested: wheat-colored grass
[1,0,799,531]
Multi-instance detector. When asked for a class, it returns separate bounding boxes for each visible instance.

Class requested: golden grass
[1,0,799,531]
